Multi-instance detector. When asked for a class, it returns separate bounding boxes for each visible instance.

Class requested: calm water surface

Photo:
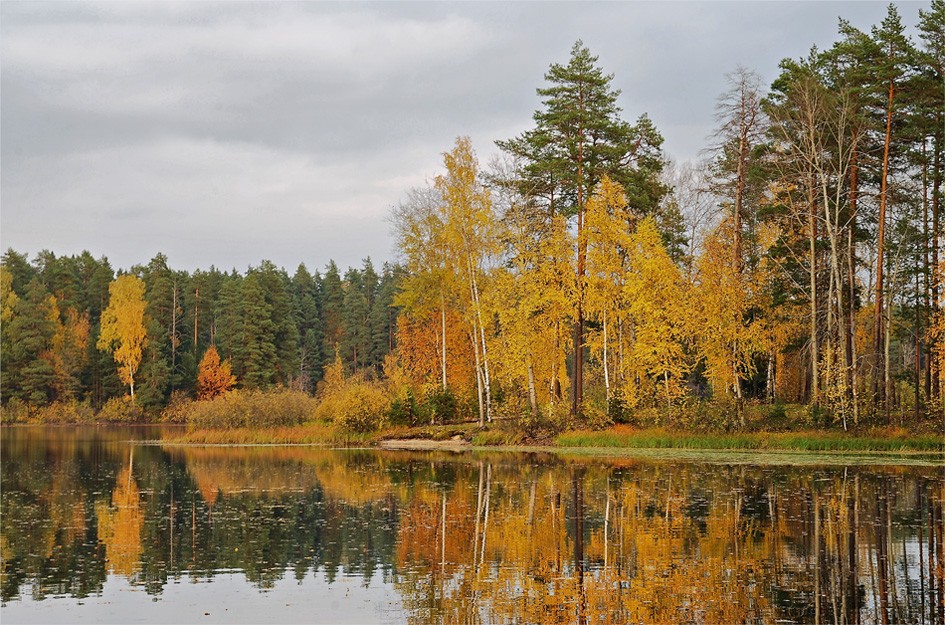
[1,426,943,624]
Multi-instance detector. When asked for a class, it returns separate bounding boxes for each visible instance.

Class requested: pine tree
[916,0,944,403]
[869,5,916,412]
[341,270,370,370]
[249,261,299,385]
[237,271,277,388]
[291,263,324,392]
[321,261,345,359]
[1,249,35,295]
[498,40,667,416]
[369,264,401,368]
[2,278,58,407]
[213,272,244,365]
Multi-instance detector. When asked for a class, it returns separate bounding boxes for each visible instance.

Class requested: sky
[0,1,932,276]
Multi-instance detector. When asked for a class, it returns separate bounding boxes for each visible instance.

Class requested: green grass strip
[556,428,944,453]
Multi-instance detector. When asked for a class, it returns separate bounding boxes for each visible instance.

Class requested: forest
[1,3,943,434]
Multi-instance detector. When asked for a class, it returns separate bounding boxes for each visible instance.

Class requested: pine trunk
[873,77,894,409]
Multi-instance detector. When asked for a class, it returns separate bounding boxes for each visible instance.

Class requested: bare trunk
[526,354,538,418]
[885,290,893,424]
[924,139,932,404]
[603,309,610,404]
[823,169,850,426]
[874,77,894,409]
[572,142,586,419]
[848,143,860,426]
[618,317,624,381]
[470,326,484,427]
[734,122,746,278]
[849,225,860,426]
[810,181,820,406]
[466,250,492,422]
[194,287,199,362]
[766,351,775,403]
[917,266,922,421]
[440,292,447,390]
[933,126,941,403]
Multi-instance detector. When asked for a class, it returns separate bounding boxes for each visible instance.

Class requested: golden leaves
[97,275,148,395]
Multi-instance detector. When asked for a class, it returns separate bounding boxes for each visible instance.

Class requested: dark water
[1,426,943,624]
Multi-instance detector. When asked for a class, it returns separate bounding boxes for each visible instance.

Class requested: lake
[1,425,942,624]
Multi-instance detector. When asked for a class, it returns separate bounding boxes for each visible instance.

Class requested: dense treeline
[2,3,943,431]
[0,248,401,416]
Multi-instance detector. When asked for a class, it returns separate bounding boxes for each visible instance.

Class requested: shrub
[768,401,788,421]
[186,388,317,430]
[314,355,391,432]
[387,390,420,426]
[805,403,828,428]
[329,383,390,433]
[30,400,95,424]
[581,387,614,430]
[425,387,458,425]
[98,396,145,423]
[1,398,29,424]
[161,390,193,423]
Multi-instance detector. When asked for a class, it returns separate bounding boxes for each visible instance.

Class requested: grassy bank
[162,421,944,455]
[165,422,370,445]
[556,426,944,453]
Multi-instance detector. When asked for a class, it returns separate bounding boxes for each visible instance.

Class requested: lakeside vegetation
[2,4,945,448]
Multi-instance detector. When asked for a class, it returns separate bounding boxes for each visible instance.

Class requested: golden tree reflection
[95,450,143,579]
[157,443,942,624]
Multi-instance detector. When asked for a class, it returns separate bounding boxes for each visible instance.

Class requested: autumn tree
[498,40,666,417]
[494,207,575,419]
[622,218,693,408]
[98,275,148,399]
[437,137,499,425]
[197,345,236,400]
[392,184,455,392]
[583,176,634,408]
[694,219,768,424]
[706,67,769,408]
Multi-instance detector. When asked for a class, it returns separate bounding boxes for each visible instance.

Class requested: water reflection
[1,426,943,624]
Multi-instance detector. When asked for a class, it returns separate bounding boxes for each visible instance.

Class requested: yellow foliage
[0,265,17,324]
[693,218,766,397]
[315,355,391,432]
[493,210,574,413]
[97,274,148,397]
[95,458,143,578]
[621,218,693,405]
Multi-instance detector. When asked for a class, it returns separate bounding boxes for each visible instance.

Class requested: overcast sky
[0,1,931,276]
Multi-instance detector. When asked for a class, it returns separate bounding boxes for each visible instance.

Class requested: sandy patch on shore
[378,438,470,450]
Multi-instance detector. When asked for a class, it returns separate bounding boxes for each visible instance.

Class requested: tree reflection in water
[1,426,943,624]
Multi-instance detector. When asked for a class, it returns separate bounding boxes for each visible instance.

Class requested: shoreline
[162,423,943,456]
[5,421,941,458]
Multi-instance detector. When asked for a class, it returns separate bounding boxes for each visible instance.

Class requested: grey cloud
[1,1,930,274]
